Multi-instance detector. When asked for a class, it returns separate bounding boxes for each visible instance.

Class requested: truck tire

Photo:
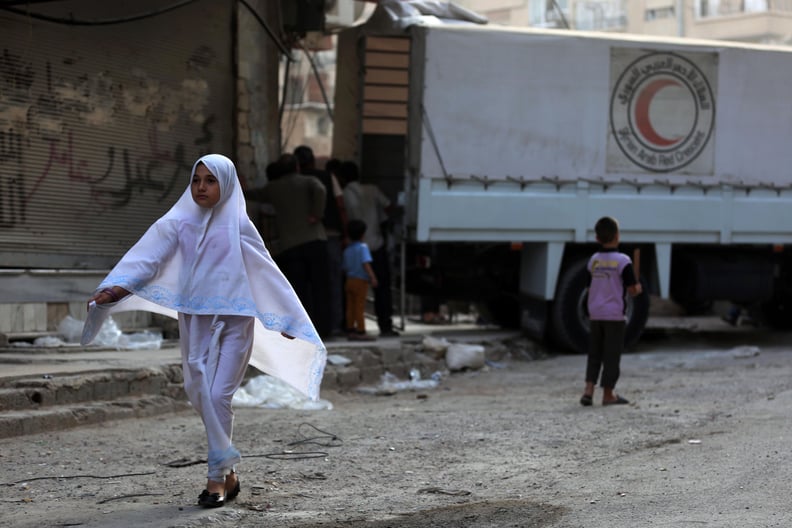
[550,259,650,354]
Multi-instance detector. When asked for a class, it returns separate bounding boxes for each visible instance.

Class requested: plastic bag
[233,375,333,410]
[57,315,85,343]
[445,343,486,371]
[357,369,441,395]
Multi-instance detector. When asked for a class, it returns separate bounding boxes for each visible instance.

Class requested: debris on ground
[445,343,486,371]
[233,374,333,410]
[730,345,760,358]
[357,368,442,396]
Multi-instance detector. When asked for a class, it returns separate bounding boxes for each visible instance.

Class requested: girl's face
[191,163,221,208]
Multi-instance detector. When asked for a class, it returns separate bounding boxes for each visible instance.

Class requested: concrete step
[0,329,525,439]
[0,366,188,439]
[0,394,190,439]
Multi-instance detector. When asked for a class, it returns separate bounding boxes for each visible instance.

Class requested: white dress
[82,154,327,479]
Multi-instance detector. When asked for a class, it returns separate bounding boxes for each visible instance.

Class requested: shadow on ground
[294,499,565,528]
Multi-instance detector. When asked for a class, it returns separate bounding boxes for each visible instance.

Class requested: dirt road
[2,326,791,527]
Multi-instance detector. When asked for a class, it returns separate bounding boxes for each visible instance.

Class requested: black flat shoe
[603,395,629,406]
[226,479,241,502]
[198,489,225,508]
[580,394,593,407]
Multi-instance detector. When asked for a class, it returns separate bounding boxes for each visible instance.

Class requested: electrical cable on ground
[1,470,156,487]
[246,422,342,461]
[288,422,343,448]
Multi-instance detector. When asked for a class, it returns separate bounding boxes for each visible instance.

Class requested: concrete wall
[0,1,282,338]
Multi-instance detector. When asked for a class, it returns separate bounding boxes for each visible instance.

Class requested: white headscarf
[82,154,326,400]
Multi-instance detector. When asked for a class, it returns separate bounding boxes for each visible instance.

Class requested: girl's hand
[88,287,129,307]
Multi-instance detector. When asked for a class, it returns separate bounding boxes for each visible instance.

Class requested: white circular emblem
[610,52,715,172]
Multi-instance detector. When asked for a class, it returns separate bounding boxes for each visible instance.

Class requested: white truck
[332,19,792,352]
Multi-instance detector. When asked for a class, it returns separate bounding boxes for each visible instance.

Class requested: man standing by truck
[294,145,348,338]
[340,160,399,337]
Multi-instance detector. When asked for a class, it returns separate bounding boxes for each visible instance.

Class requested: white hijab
[82,154,326,400]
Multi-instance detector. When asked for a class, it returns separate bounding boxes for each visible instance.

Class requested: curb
[0,331,537,438]
[0,367,187,440]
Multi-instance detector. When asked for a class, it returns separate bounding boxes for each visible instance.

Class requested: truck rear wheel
[550,259,650,353]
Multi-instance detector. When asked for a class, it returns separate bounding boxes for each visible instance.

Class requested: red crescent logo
[634,78,683,147]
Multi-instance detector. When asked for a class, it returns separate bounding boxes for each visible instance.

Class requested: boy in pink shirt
[580,216,642,407]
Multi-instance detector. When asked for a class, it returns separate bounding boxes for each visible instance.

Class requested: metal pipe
[677,0,685,36]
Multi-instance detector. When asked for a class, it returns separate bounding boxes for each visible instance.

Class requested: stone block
[334,366,361,388]
[55,383,92,406]
[129,372,167,396]
[92,378,126,401]
[0,389,35,411]
[0,416,23,439]
[165,365,184,384]
[383,363,410,380]
[358,365,383,385]
[379,347,402,365]
[320,368,339,391]
[399,346,418,364]
[412,355,443,374]
[163,384,187,401]
[350,348,382,368]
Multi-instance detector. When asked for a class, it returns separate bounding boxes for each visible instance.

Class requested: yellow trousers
[345,277,369,332]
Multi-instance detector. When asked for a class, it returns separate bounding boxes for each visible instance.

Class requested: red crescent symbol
[635,78,683,147]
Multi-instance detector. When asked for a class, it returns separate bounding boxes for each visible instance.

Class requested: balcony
[697,0,792,18]
[573,0,628,31]
[691,0,792,43]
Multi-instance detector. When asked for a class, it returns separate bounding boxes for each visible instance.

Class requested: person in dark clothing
[325,157,343,186]
[340,160,399,337]
[294,146,348,337]
[247,154,332,338]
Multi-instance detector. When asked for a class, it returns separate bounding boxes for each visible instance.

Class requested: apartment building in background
[455,0,792,43]
[279,40,337,159]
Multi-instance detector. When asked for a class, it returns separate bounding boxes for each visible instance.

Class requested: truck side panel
[415,26,792,186]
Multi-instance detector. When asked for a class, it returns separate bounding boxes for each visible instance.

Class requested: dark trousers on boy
[585,320,625,388]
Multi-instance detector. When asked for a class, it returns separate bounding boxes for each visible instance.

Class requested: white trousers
[179,313,254,481]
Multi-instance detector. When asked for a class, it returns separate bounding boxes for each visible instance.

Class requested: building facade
[0,0,281,337]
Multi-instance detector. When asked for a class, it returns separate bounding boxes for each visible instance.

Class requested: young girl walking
[82,154,326,508]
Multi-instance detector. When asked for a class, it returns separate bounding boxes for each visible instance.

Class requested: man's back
[261,173,327,254]
[343,181,390,251]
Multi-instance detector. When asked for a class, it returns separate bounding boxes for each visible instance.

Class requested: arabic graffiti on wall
[0,47,218,230]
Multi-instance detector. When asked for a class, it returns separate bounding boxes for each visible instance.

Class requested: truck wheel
[549,260,590,353]
[550,259,650,353]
